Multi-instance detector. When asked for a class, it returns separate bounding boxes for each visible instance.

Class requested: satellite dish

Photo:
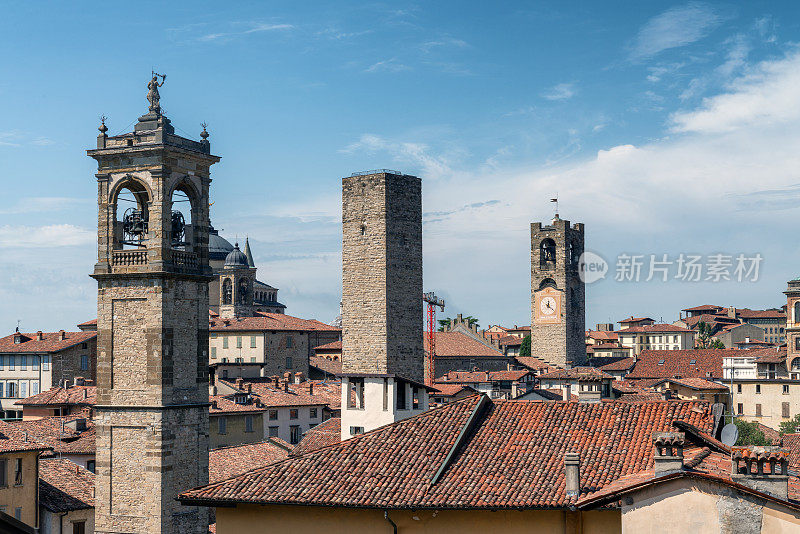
[721,423,739,447]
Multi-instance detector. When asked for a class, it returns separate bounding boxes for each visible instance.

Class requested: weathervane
[147,71,167,114]
[550,195,559,220]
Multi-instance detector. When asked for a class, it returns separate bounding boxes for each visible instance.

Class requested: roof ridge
[429,394,491,487]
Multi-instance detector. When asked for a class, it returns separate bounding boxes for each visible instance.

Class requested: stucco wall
[0,450,39,527]
[732,380,800,429]
[215,504,620,534]
[210,412,263,449]
[41,507,95,534]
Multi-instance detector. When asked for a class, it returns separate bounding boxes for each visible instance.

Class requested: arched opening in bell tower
[169,181,198,252]
[540,239,556,270]
[112,178,151,250]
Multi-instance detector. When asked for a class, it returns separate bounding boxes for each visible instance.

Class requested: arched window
[113,178,150,250]
[540,239,556,269]
[238,279,249,305]
[222,279,232,305]
[792,358,800,371]
[794,302,800,323]
[539,278,557,290]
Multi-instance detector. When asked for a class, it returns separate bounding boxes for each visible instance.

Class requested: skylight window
[658,360,665,365]
[689,360,696,365]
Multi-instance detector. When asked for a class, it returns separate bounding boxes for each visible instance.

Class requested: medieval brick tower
[87,77,218,534]
[340,171,428,440]
[530,215,586,368]
[784,278,800,377]
[218,243,255,319]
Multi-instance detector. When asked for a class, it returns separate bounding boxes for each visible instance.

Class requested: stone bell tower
[87,75,218,534]
[219,243,255,319]
[530,215,585,369]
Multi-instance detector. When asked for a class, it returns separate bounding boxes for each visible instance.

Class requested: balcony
[172,250,199,270]
[112,250,147,266]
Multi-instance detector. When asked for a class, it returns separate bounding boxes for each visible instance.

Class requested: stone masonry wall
[341,173,423,383]
[530,219,586,369]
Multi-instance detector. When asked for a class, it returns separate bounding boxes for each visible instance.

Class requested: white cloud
[0,225,95,248]
[630,3,722,60]
[541,83,577,101]
[340,134,453,179]
[364,58,411,73]
[0,197,91,215]
[199,22,294,42]
[420,37,469,52]
[671,47,800,133]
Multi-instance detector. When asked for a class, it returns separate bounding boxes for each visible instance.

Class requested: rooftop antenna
[550,195,559,221]
[15,320,20,333]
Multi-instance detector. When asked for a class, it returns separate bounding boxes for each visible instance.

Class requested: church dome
[209,226,234,261]
[224,243,249,268]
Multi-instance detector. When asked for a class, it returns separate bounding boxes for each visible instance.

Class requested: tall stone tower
[530,215,586,369]
[784,278,800,377]
[87,78,218,534]
[218,243,255,319]
[340,171,429,440]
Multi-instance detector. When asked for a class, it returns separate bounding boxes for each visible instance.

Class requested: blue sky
[2,1,800,332]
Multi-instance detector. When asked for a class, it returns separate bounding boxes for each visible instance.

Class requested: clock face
[540,296,557,315]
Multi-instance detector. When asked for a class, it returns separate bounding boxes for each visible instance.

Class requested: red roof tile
[16,385,96,407]
[179,396,712,508]
[39,458,95,513]
[682,305,724,312]
[309,355,342,376]
[784,433,800,470]
[626,349,749,380]
[736,308,786,319]
[0,331,96,354]
[220,379,341,410]
[751,345,787,363]
[0,420,51,454]
[291,417,341,456]
[209,440,290,483]
[655,377,728,391]
[210,313,340,333]
[538,366,613,381]
[497,335,523,346]
[586,331,619,342]
[436,370,531,384]
[426,332,504,358]
[514,356,553,373]
[431,384,476,397]
[313,340,342,352]
[9,416,95,456]
[599,357,636,372]
[619,324,693,334]
[619,317,654,324]
[209,395,267,415]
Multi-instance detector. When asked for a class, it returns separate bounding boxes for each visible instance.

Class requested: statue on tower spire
[147,71,166,113]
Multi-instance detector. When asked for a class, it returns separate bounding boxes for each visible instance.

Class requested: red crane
[423,292,445,385]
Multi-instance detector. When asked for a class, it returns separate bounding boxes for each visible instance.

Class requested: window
[0,356,3,370]
[7,383,15,398]
[223,337,229,349]
[19,356,26,371]
[14,508,20,521]
[19,382,26,399]
[784,385,790,395]
[30,381,39,396]
[658,360,665,365]
[755,404,762,417]
[289,425,301,444]
[245,415,254,433]
[42,355,49,371]
[689,360,696,365]
[396,382,407,410]
[783,402,791,418]
[31,356,38,370]
[268,426,279,437]
[250,336,257,348]
[412,387,420,410]
[210,333,217,339]
[211,347,217,359]
[8,357,14,371]
[350,426,365,436]
[73,521,86,534]
[218,416,227,435]
[289,409,298,420]
[250,357,256,363]
[309,408,318,419]
[14,458,22,485]
[236,336,242,349]
[348,378,364,409]
[287,336,293,348]
[756,384,761,394]
[86,460,95,473]
[737,403,743,415]
[383,378,389,411]
[737,384,742,393]
[0,459,6,486]
[285,357,293,369]
[269,409,278,420]
[80,355,89,371]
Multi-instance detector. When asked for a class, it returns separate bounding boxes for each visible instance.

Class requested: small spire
[243,237,255,268]
[98,115,108,134]
[200,122,209,140]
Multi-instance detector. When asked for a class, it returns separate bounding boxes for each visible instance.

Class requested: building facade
[617,324,695,355]
[530,216,585,369]
[87,82,214,534]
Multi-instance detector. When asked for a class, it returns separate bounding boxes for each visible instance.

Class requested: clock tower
[530,215,586,369]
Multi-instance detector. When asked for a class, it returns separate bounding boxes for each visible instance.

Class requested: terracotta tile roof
[9,417,95,456]
[736,308,786,319]
[436,370,531,384]
[497,335,523,347]
[655,377,728,391]
[209,440,290,483]
[513,356,553,373]
[209,395,267,415]
[16,385,96,407]
[751,345,787,363]
[616,392,666,402]
[0,331,96,354]
[538,366,612,381]
[682,314,738,329]
[39,458,95,513]
[291,417,341,456]
[619,324,694,334]
[599,357,636,372]
[784,433,800,470]
[210,313,341,333]
[586,331,619,342]
[77,319,97,327]
[757,423,781,444]
[611,379,646,395]
[220,378,341,410]
[179,395,712,508]
[313,340,342,352]
[0,420,51,455]
[682,305,724,312]
[309,355,342,376]
[425,332,504,358]
[618,317,654,324]
[626,349,748,380]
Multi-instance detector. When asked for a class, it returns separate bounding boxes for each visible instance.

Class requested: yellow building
[209,393,266,450]
[0,420,50,528]
[650,377,730,407]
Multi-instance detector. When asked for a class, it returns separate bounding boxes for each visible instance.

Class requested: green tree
[695,321,723,349]
[519,334,531,357]
[438,317,452,332]
[780,414,800,434]
[708,338,725,349]
[733,418,771,446]
[463,315,480,328]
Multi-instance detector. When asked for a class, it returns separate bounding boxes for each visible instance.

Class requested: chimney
[210,385,217,396]
[294,372,304,384]
[653,432,684,474]
[272,376,279,388]
[564,452,580,497]
[36,331,43,341]
[22,431,28,443]
[260,365,266,378]
[731,446,789,500]
[211,400,218,410]
[235,377,244,389]
[284,380,290,393]
[59,330,66,340]
[74,377,85,387]
[83,389,88,400]
[246,384,252,394]
[309,383,314,396]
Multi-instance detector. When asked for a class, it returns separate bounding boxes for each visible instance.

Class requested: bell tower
[88,76,219,534]
[219,243,255,319]
[530,215,586,369]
